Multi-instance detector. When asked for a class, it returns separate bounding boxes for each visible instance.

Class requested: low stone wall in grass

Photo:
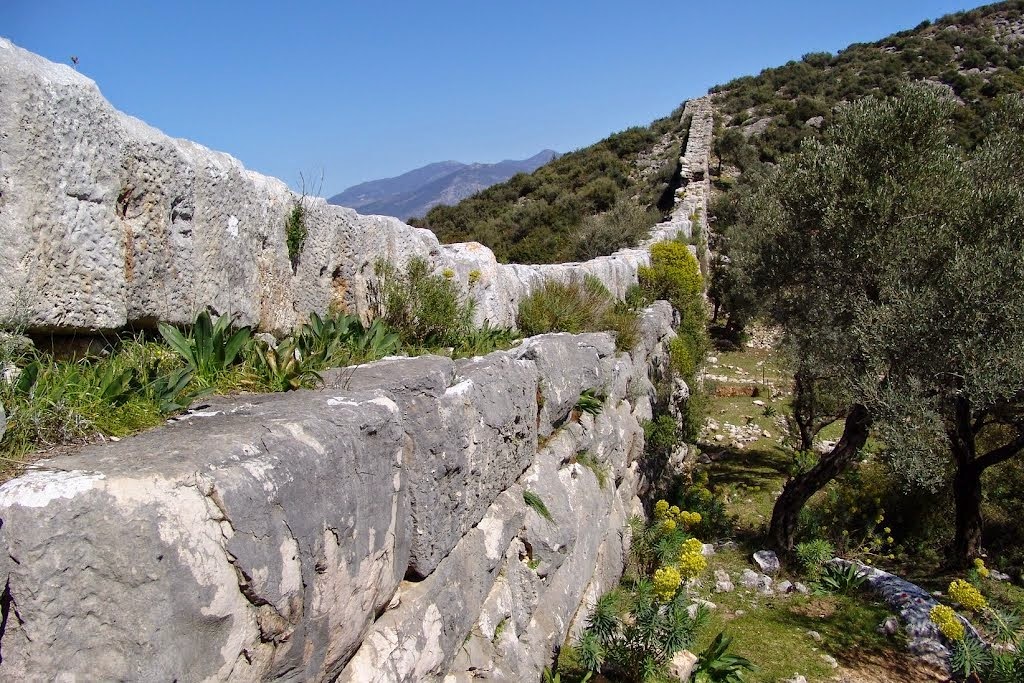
[0,303,680,682]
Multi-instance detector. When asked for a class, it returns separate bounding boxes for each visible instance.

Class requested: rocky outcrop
[0,303,678,681]
[0,39,685,334]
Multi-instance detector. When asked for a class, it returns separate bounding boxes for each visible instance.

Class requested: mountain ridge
[327,150,557,221]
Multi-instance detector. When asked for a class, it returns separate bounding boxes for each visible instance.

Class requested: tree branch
[974,433,1024,472]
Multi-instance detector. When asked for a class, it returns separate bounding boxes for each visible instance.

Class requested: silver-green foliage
[733,84,1024,559]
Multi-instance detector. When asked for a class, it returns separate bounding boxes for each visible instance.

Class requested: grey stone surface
[0,302,678,682]
[327,352,537,578]
[0,39,689,334]
[0,35,700,682]
[0,390,409,682]
[836,559,973,671]
[516,334,606,436]
[337,489,524,683]
[740,569,761,589]
[753,549,781,575]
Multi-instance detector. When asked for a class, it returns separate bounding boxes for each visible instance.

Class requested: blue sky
[5,0,981,194]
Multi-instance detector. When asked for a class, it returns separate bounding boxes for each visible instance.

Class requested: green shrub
[371,256,476,348]
[569,197,658,261]
[643,415,679,460]
[795,538,836,578]
[639,241,708,383]
[517,275,612,336]
[516,275,640,351]
[285,202,307,270]
[673,481,733,541]
[680,385,710,443]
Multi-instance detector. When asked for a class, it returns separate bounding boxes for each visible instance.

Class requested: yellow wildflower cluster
[973,558,990,579]
[653,500,701,529]
[660,518,677,533]
[949,579,987,612]
[679,511,702,528]
[678,550,708,579]
[930,604,965,641]
[653,566,682,602]
[681,538,704,557]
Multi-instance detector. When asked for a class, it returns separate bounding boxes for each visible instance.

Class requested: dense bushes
[638,241,707,385]
[516,275,640,351]
[708,4,1024,318]
[370,256,476,348]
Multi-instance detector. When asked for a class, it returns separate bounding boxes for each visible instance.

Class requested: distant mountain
[327,150,558,221]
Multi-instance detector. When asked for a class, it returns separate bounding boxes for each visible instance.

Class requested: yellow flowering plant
[948,579,987,612]
[653,566,682,602]
[930,604,965,641]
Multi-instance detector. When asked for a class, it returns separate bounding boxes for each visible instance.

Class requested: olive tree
[733,84,1024,563]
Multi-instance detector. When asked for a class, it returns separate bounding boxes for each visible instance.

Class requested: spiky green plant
[158,310,251,384]
[693,632,756,682]
[576,389,603,417]
[252,338,323,392]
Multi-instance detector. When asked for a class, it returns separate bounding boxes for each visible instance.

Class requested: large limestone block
[516,334,611,435]
[0,39,685,335]
[329,352,538,578]
[338,489,525,683]
[0,390,409,682]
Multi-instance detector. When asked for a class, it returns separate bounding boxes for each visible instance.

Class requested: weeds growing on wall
[371,256,477,348]
[516,275,640,351]
[285,202,307,271]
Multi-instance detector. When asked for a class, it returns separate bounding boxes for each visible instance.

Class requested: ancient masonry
[646,96,713,263]
[0,40,716,681]
[0,39,709,336]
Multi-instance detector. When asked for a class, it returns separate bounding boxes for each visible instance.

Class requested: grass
[516,275,640,351]
[574,451,609,489]
[524,490,554,523]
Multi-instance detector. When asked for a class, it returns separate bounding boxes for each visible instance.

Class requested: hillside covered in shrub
[711,0,1024,175]
[409,110,690,264]
[416,1,1024,267]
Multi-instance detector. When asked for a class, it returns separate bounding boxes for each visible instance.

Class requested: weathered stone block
[0,391,408,682]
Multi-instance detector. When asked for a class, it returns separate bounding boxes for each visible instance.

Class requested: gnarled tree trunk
[769,403,871,555]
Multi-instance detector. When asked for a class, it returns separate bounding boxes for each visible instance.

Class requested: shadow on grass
[703,442,792,490]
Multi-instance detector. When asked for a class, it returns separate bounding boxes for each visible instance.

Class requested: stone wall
[0,303,678,681]
[644,96,714,271]
[0,39,691,335]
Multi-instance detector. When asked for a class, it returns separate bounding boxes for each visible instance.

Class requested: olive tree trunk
[769,403,871,555]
